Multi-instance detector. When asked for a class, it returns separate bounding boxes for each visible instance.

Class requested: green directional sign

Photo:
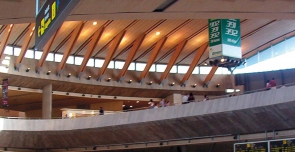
[208,19,241,59]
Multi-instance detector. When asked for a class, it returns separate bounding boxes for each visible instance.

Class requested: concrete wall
[25,106,76,118]
[90,101,123,111]
[0,109,24,117]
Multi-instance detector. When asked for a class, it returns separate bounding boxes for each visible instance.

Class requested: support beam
[117,33,146,81]
[180,42,208,85]
[203,66,218,87]
[14,23,35,69]
[35,30,59,73]
[159,40,187,84]
[97,30,126,80]
[0,24,13,59]
[139,36,167,83]
[77,26,105,77]
[56,22,84,75]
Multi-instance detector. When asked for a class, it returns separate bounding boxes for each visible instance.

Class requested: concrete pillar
[166,93,182,105]
[42,84,52,119]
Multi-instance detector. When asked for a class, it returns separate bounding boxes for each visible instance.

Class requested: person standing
[266,80,271,90]
[99,107,104,115]
[269,78,277,89]
[182,93,189,104]
[159,98,165,108]
[149,99,155,109]
[188,93,195,102]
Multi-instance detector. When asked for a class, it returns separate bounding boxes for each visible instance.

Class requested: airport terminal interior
[0,0,295,151]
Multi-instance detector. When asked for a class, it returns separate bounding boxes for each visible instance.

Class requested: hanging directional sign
[35,0,80,50]
[208,19,241,59]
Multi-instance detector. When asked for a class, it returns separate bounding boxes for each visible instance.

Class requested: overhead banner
[2,78,8,107]
[208,19,241,59]
[35,0,80,50]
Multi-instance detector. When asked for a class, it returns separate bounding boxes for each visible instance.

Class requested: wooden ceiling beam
[117,33,146,81]
[139,36,167,83]
[159,40,187,84]
[180,42,208,85]
[35,29,59,73]
[77,25,105,77]
[56,22,85,75]
[97,30,126,80]
[0,24,13,59]
[14,23,35,69]
[203,66,218,87]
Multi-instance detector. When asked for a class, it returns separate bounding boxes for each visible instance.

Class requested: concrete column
[42,84,52,119]
[166,93,182,105]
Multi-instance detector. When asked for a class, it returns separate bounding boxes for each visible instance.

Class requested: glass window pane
[272,40,286,57]
[286,36,295,52]
[35,51,43,59]
[156,64,166,72]
[178,65,189,74]
[55,54,63,62]
[149,64,155,72]
[75,56,83,65]
[95,59,104,67]
[200,66,212,74]
[25,49,34,59]
[14,47,21,56]
[136,63,146,71]
[170,65,177,73]
[215,67,230,74]
[107,61,114,69]
[246,54,258,67]
[192,66,199,74]
[115,61,125,69]
[86,58,94,67]
[66,56,74,64]
[46,53,54,61]
[4,46,13,55]
[259,47,272,62]
[128,62,135,70]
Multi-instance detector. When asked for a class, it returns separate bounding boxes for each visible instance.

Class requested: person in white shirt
[182,93,189,104]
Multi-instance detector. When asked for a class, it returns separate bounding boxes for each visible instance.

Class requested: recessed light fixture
[122,105,125,107]
[46,71,51,75]
[156,32,160,35]
[220,58,225,62]
[87,76,91,80]
[130,106,133,108]
[148,81,153,85]
[170,82,175,86]
[128,79,132,83]
[25,68,30,72]
[67,73,71,78]
[216,84,220,88]
[107,78,111,82]
[204,62,207,65]
[93,21,97,25]
[136,101,139,103]
[192,84,197,88]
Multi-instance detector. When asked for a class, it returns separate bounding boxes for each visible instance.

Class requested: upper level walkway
[0,85,295,151]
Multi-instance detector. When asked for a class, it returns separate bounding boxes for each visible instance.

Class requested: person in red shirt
[269,78,277,89]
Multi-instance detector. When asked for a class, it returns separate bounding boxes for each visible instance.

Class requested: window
[25,49,34,59]
[115,61,125,69]
[55,54,63,62]
[178,65,189,74]
[86,58,94,67]
[259,47,272,62]
[4,46,13,55]
[14,47,21,56]
[107,61,114,69]
[272,40,286,57]
[128,62,135,70]
[170,65,177,73]
[149,64,155,72]
[66,56,74,64]
[35,51,43,59]
[136,63,146,71]
[46,53,54,61]
[192,67,199,74]
[286,36,295,52]
[95,59,104,67]
[156,64,166,72]
[199,66,212,74]
[246,54,258,67]
[75,56,83,65]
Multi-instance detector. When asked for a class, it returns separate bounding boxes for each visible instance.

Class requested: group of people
[182,93,209,104]
[266,78,277,90]
[149,99,170,109]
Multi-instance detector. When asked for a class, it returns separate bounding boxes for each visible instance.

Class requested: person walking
[182,93,189,104]
[188,93,195,102]
[99,107,104,115]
